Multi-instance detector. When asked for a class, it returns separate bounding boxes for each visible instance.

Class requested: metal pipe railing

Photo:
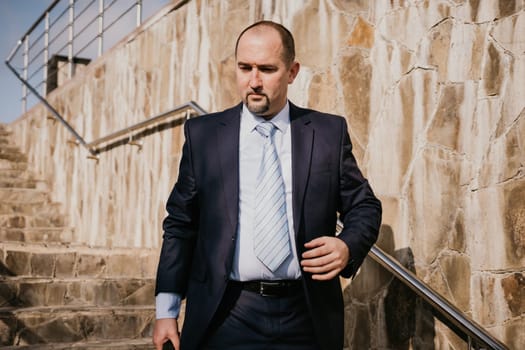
[4,59,94,155]
[336,221,508,350]
[5,0,164,116]
[4,0,196,158]
[2,58,205,158]
[87,101,206,154]
[369,246,509,349]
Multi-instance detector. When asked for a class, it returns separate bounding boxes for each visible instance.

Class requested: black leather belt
[233,280,302,297]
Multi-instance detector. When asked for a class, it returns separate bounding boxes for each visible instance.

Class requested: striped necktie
[253,121,291,271]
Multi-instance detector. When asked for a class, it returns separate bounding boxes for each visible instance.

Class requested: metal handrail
[336,221,508,350]
[2,62,205,156]
[4,0,190,157]
[6,0,148,113]
[87,101,206,154]
[4,59,94,155]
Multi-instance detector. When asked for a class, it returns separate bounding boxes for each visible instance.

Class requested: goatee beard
[246,94,270,116]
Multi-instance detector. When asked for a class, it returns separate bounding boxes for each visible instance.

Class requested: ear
[288,61,300,84]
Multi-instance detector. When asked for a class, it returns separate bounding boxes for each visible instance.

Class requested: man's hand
[153,318,180,350]
[301,236,350,280]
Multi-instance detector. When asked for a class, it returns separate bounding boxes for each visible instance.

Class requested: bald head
[235,21,295,67]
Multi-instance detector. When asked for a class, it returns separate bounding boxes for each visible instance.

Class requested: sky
[0,0,169,124]
[0,1,50,123]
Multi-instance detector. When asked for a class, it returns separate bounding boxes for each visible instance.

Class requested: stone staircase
[0,124,156,349]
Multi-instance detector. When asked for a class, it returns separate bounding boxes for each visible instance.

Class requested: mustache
[246,91,268,98]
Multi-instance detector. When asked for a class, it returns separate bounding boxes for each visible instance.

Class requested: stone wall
[8,0,524,348]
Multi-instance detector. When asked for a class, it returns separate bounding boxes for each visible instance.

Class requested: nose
[249,68,262,90]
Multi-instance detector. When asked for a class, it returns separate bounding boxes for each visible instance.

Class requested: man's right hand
[152,318,180,350]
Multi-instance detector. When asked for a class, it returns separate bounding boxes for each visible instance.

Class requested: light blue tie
[253,121,291,271]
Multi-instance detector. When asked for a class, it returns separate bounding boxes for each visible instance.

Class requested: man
[153,21,382,350]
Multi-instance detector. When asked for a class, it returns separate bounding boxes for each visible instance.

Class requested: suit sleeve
[336,119,382,278]
[155,120,199,298]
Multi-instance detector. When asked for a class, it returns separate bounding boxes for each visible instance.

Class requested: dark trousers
[202,282,321,350]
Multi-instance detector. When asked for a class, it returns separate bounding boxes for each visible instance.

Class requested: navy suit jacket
[155,102,382,350]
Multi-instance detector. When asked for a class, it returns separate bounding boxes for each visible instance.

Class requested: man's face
[235,28,300,119]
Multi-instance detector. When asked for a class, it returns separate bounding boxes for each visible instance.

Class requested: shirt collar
[241,101,290,134]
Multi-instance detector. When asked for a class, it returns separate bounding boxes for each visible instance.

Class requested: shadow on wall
[343,225,436,349]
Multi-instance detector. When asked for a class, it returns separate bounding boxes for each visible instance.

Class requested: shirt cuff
[156,292,181,319]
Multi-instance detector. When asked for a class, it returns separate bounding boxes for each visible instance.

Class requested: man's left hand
[301,236,350,280]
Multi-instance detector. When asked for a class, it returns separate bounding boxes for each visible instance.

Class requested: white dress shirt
[156,102,300,319]
[231,102,301,281]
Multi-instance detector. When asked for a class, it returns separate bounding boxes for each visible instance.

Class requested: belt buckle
[259,281,280,297]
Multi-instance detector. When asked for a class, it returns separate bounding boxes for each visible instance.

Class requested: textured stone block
[54,252,76,277]
[106,254,142,278]
[141,252,159,277]
[45,282,68,306]
[0,314,16,346]
[1,307,154,345]
[340,51,372,151]
[501,273,525,317]
[0,282,18,307]
[4,250,31,276]
[76,255,106,277]
[440,253,471,311]
[30,253,56,277]
[18,282,47,306]
[120,280,155,306]
[0,188,48,204]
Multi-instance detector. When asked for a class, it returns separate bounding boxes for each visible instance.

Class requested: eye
[238,64,252,72]
[259,66,277,73]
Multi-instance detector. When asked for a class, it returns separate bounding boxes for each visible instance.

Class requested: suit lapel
[215,104,242,232]
[290,103,313,237]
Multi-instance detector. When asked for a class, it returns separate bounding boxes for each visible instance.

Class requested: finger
[169,322,180,350]
[302,248,328,259]
[170,336,181,350]
[303,260,340,274]
[152,333,166,349]
[311,269,340,280]
[304,237,328,248]
[302,242,334,258]
[301,254,333,267]
[153,338,165,350]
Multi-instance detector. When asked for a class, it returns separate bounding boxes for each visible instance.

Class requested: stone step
[0,126,12,138]
[0,213,66,228]
[0,338,155,349]
[0,200,62,216]
[0,158,28,171]
[0,176,44,189]
[0,227,73,244]
[0,243,159,279]
[0,146,27,163]
[0,277,154,308]
[0,170,47,189]
[0,145,22,152]
[0,137,10,145]
[0,188,49,204]
[0,169,27,178]
[0,305,154,346]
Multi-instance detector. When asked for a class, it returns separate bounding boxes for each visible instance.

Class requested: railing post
[68,0,75,79]
[136,0,142,27]
[22,36,29,113]
[98,0,104,57]
[43,11,50,95]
